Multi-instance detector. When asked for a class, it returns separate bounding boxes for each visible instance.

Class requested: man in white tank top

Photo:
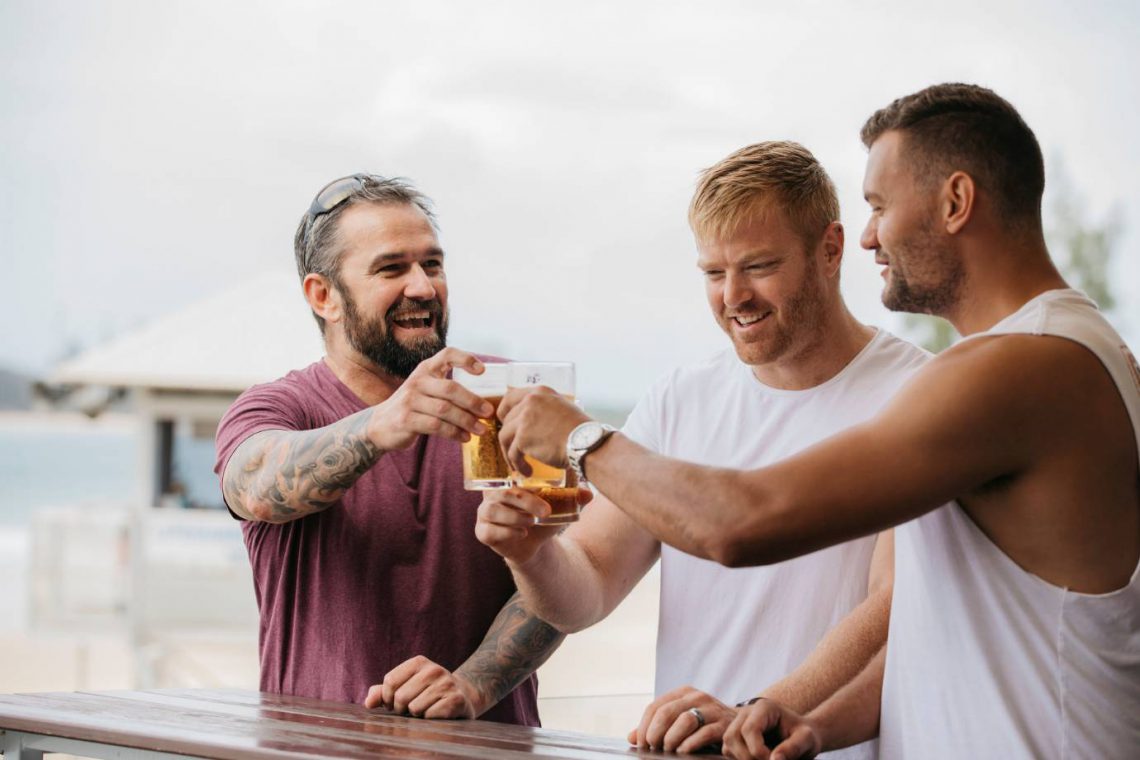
[493,84,1140,758]
[475,142,928,757]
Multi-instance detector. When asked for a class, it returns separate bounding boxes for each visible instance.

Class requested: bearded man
[214,174,563,724]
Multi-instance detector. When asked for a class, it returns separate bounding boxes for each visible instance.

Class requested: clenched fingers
[422,690,472,720]
[377,655,437,712]
[767,726,819,760]
[631,687,733,753]
[391,665,446,715]
[631,687,686,748]
[363,683,386,710]
[723,698,820,760]
[406,679,462,718]
[723,700,778,759]
[498,387,586,474]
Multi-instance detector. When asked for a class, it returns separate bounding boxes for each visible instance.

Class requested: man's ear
[303,273,342,325]
[819,221,845,277]
[942,171,976,235]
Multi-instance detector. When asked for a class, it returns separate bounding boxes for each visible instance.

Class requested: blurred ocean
[0,413,221,525]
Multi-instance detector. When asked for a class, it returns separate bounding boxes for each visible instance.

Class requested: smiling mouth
[391,311,435,330]
[730,312,770,328]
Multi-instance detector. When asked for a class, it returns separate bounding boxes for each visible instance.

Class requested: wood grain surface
[0,689,727,759]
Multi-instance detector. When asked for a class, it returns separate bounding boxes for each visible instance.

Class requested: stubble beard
[340,288,449,378]
[729,259,825,366]
[881,225,964,317]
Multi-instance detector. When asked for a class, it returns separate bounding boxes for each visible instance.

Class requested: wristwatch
[566,421,617,480]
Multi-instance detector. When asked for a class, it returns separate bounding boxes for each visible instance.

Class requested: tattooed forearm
[455,593,566,713]
[223,409,381,523]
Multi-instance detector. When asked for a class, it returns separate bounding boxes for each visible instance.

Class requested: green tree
[1046,162,1122,313]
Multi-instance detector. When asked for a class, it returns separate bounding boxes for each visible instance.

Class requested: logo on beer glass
[507,362,582,525]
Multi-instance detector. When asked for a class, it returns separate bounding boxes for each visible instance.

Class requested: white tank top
[880,289,1140,759]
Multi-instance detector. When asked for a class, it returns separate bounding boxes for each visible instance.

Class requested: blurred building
[20,268,321,691]
[9,270,654,734]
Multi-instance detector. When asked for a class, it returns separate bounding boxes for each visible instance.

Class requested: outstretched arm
[365,593,565,719]
[498,340,1034,566]
[224,348,491,523]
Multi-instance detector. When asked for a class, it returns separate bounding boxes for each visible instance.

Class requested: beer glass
[453,364,511,490]
[529,467,584,525]
[507,362,575,495]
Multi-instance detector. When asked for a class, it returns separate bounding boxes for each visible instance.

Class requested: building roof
[51,270,324,393]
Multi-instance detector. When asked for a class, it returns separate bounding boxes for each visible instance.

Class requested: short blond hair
[689,141,840,245]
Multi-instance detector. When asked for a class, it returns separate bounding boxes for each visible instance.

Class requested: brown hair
[689,141,840,246]
[861,83,1045,232]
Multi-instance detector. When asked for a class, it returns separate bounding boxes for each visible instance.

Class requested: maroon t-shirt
[214,360,539,725]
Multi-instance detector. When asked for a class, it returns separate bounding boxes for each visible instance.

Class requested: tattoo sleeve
[455,592,566,712]
[223,408,380,523]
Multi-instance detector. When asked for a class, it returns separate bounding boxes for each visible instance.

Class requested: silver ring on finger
[687,707,706,729]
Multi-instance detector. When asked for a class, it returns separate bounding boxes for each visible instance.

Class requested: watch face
[570,423,602,449]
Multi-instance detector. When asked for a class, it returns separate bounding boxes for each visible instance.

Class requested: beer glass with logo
[453,364,512,490]
[508,362,581,524]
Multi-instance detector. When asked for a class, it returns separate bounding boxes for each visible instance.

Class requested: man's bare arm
[807,643,886,751]
[223,410,379,523]
[452,593,567,710]
[365,593,567,718]
[224,348,492,524]
[722,646,886,759]
[476,488,661,632]
[627,532,893,753]
[757,531,894,714]
[499,340,1034,567]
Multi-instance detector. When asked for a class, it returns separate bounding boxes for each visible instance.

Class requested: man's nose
[404,264,437,299]
[723,272,751,308]
[860,218,878,251]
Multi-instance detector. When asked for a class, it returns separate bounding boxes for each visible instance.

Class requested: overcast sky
[3,0,1138,405]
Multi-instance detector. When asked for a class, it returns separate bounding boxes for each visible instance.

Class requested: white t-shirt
[881,290,1140,759]
[623,329,928,758]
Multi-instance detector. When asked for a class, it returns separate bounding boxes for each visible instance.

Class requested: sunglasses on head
[307,173,384,218]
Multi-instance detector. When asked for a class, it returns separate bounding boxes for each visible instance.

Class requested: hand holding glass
[453,364,512,490]
[508,362,582,524]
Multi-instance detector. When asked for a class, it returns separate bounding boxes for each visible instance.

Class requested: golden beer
[531,469,582,524]
[460,395,512,490]
[454,365,512,491]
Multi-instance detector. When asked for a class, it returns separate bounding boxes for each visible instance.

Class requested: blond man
[476,142,928,756]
